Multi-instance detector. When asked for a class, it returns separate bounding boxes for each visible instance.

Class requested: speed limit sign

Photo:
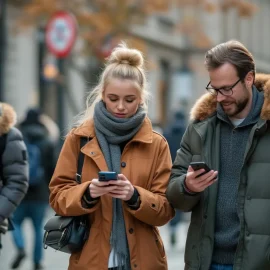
[45,11,77,58]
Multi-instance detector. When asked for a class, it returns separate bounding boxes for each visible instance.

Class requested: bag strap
[76,137,88,184]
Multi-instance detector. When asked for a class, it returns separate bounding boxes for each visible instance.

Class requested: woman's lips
[114,113,126,118]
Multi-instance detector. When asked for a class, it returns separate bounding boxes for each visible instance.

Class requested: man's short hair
[204,40,255,80]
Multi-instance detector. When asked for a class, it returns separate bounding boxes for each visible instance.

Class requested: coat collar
[190,73,270,121]
[73,116,153,144]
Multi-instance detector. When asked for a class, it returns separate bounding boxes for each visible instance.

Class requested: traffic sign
[45,11,77,58]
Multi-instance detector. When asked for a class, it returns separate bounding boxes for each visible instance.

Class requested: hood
[0,103,17,135]
[190,73,270,121]
[20,123,48,142]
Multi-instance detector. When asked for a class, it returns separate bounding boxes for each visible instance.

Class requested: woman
[49,43,174,270]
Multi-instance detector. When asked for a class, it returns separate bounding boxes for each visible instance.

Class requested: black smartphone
[98,171,118,181]
[190,161,211,177]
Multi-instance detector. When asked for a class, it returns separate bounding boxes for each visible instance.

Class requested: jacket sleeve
[49,133,99,216]
[166,124,201,212]
[124,138,175,226]
[0,128,29,223]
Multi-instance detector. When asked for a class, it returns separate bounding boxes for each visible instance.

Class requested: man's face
[208,63,253,118]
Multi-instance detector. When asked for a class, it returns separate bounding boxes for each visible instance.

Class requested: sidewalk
[1,210,188,270]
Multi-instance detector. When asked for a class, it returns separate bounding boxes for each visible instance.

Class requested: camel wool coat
[49,117,174,270]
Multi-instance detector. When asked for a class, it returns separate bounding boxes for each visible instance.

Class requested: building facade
[4,1,270,133]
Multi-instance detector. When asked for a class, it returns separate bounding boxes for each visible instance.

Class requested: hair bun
[107,42,144,68]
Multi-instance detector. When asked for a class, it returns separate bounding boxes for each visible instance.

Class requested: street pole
[0,0,6,101]
[57,58,65,144]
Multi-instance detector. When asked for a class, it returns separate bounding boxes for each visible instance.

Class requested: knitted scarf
[94,101,146,270]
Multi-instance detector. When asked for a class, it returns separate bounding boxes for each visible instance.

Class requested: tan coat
[49,117,174,270]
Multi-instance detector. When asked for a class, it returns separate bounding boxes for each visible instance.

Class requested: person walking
[163,110,186,247]
[0,102,28,251]
[166,40,270,270]
[11,108,56,270]
[49,43,174,270]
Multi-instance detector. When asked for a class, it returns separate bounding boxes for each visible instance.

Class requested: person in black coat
[11,108,56,270]
[163,110,186,247]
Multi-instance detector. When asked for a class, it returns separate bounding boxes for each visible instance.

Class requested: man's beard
[221,87,250,117]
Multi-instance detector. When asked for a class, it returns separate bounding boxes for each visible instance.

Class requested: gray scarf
[94,101,146,270]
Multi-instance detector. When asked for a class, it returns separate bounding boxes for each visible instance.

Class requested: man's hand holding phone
[185,162,218,193]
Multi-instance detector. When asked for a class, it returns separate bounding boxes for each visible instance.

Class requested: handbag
[43,137,89,254]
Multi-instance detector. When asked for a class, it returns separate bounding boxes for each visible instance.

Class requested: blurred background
[0,0,268,269]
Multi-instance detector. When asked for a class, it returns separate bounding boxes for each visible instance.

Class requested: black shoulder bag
[43,137,89,254]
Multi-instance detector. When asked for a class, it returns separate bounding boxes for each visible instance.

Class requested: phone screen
[190,162,211,177]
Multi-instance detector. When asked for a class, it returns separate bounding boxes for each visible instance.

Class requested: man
[166,40,270,270]
[11,108,56,270]
[0,102,28,250]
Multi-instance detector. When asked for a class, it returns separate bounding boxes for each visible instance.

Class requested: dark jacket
[0,103,28,224]
[166,74,270,270]
[19,120,55,202]
[163,111,186,162]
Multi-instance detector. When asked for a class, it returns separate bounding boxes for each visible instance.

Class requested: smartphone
[190,161,211,177]
[98,171,118,181]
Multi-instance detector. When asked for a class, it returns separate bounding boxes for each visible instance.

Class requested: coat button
[129,228,134,234]
[121,162,126,168]
[151,203,156,208]
[133,264,137,268]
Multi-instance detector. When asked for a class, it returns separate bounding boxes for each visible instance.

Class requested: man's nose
[216,92,226,103]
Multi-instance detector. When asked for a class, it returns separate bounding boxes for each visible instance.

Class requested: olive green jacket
[166,74,270,270]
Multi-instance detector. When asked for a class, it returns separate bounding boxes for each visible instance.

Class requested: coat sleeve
[124,137,175,226]
[0,128,29,223]
[49,132,99,216]
[166,124,201,211]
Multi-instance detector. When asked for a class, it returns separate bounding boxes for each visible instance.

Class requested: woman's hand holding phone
[89,179,119,198]
[89,173,134,200]
[107,174,134,201]
[185,163,218,193]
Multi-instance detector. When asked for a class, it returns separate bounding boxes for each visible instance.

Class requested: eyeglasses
[205,78,242,96]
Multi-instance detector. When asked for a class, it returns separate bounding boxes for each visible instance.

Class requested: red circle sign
[45,11,77,58]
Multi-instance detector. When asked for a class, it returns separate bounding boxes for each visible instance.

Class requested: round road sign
[45,11,77,58]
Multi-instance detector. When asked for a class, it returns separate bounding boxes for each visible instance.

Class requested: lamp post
[0,0,6,101]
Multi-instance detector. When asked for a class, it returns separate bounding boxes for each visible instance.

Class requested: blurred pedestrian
[11,108,56,270]
[49,42,174,270]
[0,102,28,251]
[167,40,270,270]
[163,110,186,247]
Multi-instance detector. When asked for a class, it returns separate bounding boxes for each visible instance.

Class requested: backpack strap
[76,137,88,184]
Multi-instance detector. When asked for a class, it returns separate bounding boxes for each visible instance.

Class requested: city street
[1,210,189,270]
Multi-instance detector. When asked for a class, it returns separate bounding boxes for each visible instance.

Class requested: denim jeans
[210,263,233,270]
[11,201,47,264]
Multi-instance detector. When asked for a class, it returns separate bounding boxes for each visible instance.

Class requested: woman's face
[102,78,142,118]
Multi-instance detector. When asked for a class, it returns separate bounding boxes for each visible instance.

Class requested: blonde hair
[74,42,149,127]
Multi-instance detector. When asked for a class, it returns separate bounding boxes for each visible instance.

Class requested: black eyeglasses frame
[205,78,242,96]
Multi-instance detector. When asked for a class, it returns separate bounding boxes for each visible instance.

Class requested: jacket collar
[190,73,270,121]
[73,117,153,144]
